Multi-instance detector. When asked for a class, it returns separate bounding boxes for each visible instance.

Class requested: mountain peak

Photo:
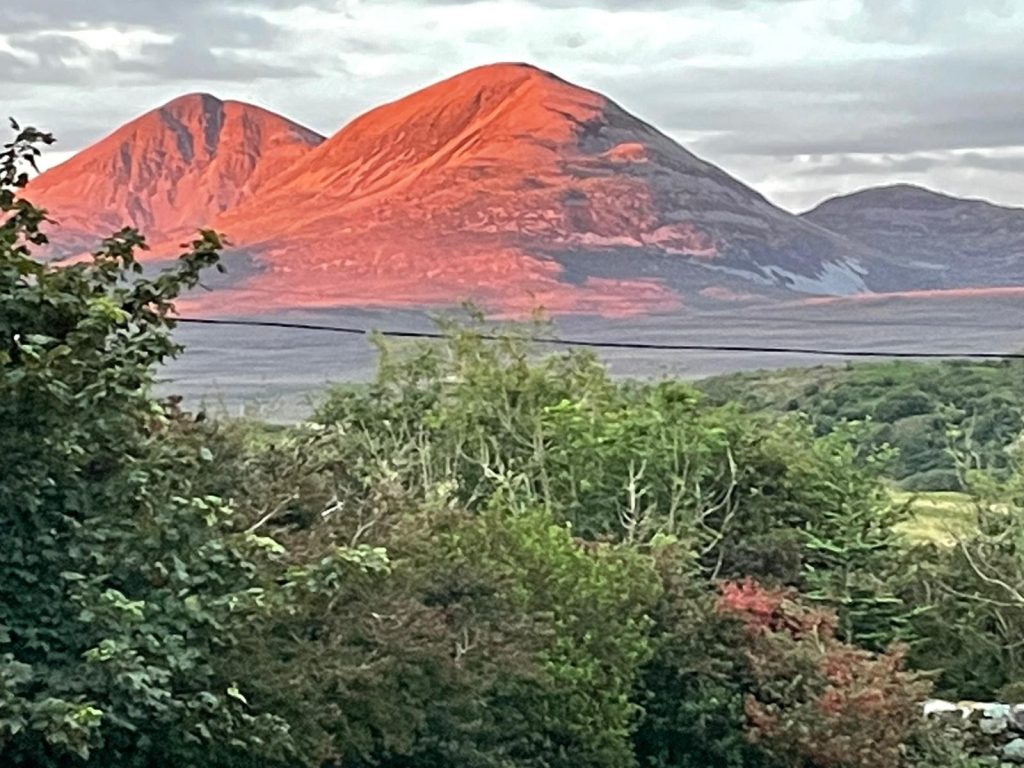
[806,183,1005,215]
[453,61,559,80]
[219,63,615,222]
[28,63,916,316]
[162,91,223,109]
[209,63,879,314]
[334,60,606,153]
[156,93,226,126]
[436,60,581,90]
[28,96,324,256]
[803,183,1024,291]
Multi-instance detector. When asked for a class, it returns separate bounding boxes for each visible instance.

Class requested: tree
[311,325,912,647]
[632,543,780,768]
[719,580,932,768]
[904,452,1024,699]
[216,421,665,768]
[0,121,386,767]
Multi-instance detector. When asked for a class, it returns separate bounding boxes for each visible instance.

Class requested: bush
[875,389,934,422]
[719,580,932,768]
[633,548,781,768]
[900,468,964,492]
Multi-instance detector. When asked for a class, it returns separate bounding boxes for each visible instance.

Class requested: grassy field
[892,490,977,545]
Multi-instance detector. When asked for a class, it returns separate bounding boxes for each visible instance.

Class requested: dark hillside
[698,359,1024,490]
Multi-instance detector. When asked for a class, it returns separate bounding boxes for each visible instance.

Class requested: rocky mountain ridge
[27,93,324,258]
[25,64,1020,314]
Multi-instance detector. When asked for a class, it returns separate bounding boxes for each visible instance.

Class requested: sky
[4,0,1023,212]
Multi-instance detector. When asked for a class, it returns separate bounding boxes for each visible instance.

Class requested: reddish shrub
[717,578,835,638]
[717,580,931,768]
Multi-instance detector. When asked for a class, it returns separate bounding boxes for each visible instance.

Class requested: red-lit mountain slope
[30,64,906,315]
[207,63,884,314]
[27,93,325,258]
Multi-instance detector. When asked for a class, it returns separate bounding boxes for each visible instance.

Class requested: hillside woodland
[4,124,1023,768]
[699,361,1024,491]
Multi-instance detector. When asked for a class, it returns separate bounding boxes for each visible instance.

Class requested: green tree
[633,544,778,768]
[0,121,387,767]
[311,325,912,647]
[904,453,1024,698]
[698,360,1024,489]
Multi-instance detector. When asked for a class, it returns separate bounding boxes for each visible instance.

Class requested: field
[162,293,1024,421]
[892,490,977,545]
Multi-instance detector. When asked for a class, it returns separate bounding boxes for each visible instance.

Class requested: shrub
[0,123,325,767]
[900,468,964,492]
[720,580,932,768]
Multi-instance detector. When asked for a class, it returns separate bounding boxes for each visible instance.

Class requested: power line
[194,283,1024,330]
[174,317,1024,360]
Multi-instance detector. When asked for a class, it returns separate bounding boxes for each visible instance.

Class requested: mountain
[206,63,888,315]
[29,64,923,315]
[27,93,325,258]
[803,184,1024,291]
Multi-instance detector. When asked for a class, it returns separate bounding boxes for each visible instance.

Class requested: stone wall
[925,700,1024,764]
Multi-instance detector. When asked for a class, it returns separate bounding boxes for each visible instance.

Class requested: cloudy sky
[4,0,1023,211]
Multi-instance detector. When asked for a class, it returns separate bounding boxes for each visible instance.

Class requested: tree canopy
[1,120,1012,768]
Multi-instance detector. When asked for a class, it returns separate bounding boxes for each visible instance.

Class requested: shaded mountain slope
[803,184,1024,290]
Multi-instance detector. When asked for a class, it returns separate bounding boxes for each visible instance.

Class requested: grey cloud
[418,0,803,8]
[113,37,306,82]
[1,33,110,84]
[602,50,1024,159]
[955,153,1024,174]
[7,32,92,59]
[793,154,943,177]
[185,13,283,50]
[0,1,342,35]
[836,0,1019,44]
[1,0,333,81]
[4,2,320,86]
[4,29,304,87]
[340,37,398,55]
[0,51,84,85]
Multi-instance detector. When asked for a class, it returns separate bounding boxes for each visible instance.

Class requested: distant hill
[697,359,1024,490]
[803,184,1024,291]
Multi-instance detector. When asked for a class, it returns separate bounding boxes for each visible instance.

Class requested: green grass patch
[891,490,976,545]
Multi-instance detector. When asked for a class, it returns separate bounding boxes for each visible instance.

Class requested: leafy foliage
[1,121,984,768]
[633,548,779,768]
[0,121,385,767]
[699,360,1024,490]
[902,452,1024,699]
[311,326,914,644]
[720,580,930,768]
